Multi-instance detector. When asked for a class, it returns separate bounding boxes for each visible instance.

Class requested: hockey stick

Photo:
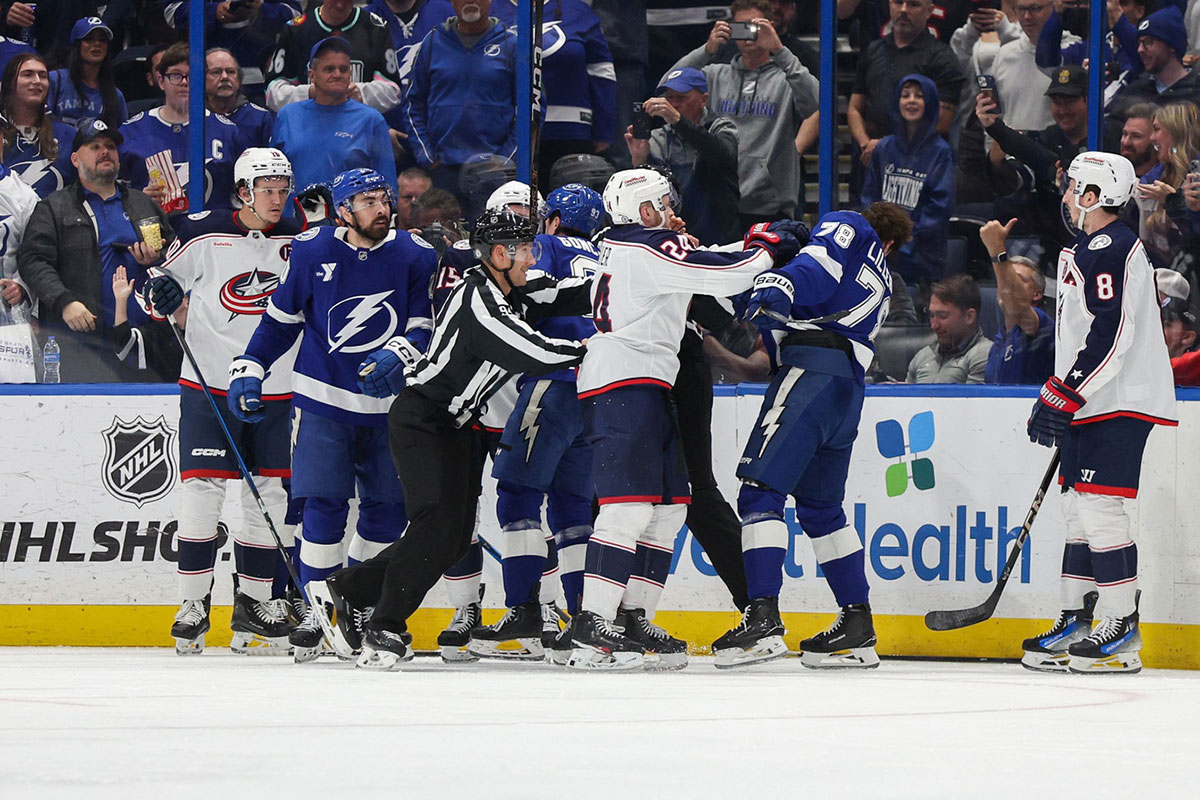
[748,306,851,328]
[528,0,545,210]
[924,448,1060,631]
[166,318,307,601]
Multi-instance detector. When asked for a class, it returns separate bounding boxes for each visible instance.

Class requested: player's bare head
[862,202,913,257]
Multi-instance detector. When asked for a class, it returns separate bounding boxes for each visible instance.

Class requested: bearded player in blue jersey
[229,168,437,662]
[713,202,913,670]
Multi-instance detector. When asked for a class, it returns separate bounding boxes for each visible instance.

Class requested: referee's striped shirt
[403,266,589,426]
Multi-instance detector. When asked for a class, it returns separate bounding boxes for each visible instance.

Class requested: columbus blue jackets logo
[219,268,281,319]
[101,416,178,508]
[327,291,399,353]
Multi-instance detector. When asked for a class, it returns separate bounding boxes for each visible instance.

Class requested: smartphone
[967,0,1002,10]
[976,74,1002,116]
[229,0,252,10]
[631,102,665,139]
[729,21,759,41]
[1189,159,1200,177]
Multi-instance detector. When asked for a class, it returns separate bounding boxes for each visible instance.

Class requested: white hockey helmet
[603,168,672,227]
[234,147,294,204]
[1066,151,1136,224]
[486,180,544,217]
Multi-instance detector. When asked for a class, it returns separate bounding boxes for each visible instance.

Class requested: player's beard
[351,211,391,244]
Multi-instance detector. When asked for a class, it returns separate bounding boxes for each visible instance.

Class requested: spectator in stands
[671,0,817,232]
[1134,102,1200,271]
[264,0,401,114]
[126,44,169,119]
[1035,0,1144,77]
[906,273,990,383]
[710,0,819,73]
[0,158,36,308]
[1157,267,1200,384]
[1,54,76,199]
[949,3,1021,137]
[848,0,963,201]
[1160,295,1198,360]
[991,0,1075,132]
[205,48,274,150]
[396,166,433,229]
[270,37,397,208]
[119,44,243,213]
[0,31,34,79]
[839,0,970,45]
[2,2,135,67]
[18,120,178,383]
[625,66,740,245]
[162,0,302,100]
[979,216,1054,384]
[404,0,518,195]
[860,74,954,287]
[46,18,127,129]
[1121,102,1159,179]
[1109,5,1200,119]
[592,0,648,168]
[366,0,455,76]
[411,186,463,230]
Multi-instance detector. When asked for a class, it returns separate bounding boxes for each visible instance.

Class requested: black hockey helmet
[459,153,517,218]
[549,153,614,194]
[470,208,538,267]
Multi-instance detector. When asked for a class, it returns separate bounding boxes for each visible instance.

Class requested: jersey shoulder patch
[123,110,146,125]
[451,239,472,251]
[187,210,212,222]
[367,11,389,28]
[294,227,321,242]
[1088,234,1112,251]
[410,233,435,250]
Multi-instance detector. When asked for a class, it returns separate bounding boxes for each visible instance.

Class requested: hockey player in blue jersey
[229,168,437,661]
[467,182,604,661]
[712,202,913,670]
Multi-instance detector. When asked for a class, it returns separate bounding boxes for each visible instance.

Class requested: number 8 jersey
[1054,221,1175,425]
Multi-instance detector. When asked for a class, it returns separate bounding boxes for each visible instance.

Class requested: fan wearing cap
[269,36,396,214]
[624,66,739,245]
[45,17,127,128]
[1110,5,1200,120]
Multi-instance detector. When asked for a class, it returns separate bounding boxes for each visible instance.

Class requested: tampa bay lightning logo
[327,291,398,354]
[12,157,67,196]
[219,268,281,320]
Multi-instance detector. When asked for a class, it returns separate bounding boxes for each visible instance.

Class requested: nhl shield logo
[101,416,178,507]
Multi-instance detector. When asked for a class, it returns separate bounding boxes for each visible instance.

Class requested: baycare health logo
[876,411,935,497]
[101,416,178,508]
[219,267,281,320]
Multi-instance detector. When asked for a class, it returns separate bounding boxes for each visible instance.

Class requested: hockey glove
[744,272,796,328]
[1027,376,1085,448]
[147,273,184,316]
[358,337,423,398]
[766,219,811,248]
[228,356,266,423]
[744,223,801,265]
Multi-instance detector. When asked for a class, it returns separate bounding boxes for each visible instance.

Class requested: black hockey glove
[1027,376,1084,447]
[147,273,184,316]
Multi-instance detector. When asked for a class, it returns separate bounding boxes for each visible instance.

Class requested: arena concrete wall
[2,384,1197,668]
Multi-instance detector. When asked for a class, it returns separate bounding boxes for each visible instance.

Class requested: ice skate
[712,596,788,669]
[615,608,687,671]
[1068,609,1142,674]
[799,604,880,669]
[229,580,294,655]
[546,625,573,666]
[564,610,644,671]
[356,626,414,671]
[308,577,365,660]
[171,595,211,655]
[468,600,544,660]
[542,601,564,648]
[1021,591,1098,673]
[437,602,482,662]
[289,603,329,664]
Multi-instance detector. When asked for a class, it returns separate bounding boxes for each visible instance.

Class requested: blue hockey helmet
[330,168,395,214]
[543,183,604,237]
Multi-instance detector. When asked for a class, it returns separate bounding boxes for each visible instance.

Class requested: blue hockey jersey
[0,36,35,78]
[523,232,599,381]
[765,210,893,385]
[1,121,77,198]
[47,69,128,127]
[245,225,438,426]
[492,0,616,144]
[118,108,241,211]
[225,97,274,150]
[365,0,455,86]
[161,1,302,88]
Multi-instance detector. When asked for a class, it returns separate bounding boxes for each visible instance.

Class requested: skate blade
[174,635,205,655]
[545,649,571,666]
[356,645,413,671]
[440,645,481,663]
[643,652,688,672]
[1068,653,1142,674]
[800,646,880,669]
[293,645,326,664]
[307,582,356,660]
[565,646,644,671]
[713,636,788,670]
[1020,651,1070,673]
[230,632,293,656]
[467,637,545,661]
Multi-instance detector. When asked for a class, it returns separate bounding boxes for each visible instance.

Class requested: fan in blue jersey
[229,168,437,659]
[1,54,78,198]
[712,202,914,671]
[45,18,128,128]
[204,49,275,150]
[364,0,455,86]
[463,182,603,661]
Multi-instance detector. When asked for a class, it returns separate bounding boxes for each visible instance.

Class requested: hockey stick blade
[924,449,1060,631]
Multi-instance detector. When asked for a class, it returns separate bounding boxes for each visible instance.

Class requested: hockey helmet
[1066,152,1136,208]
[458,153,516,217]
[470,207,540,267]
[330,168,395,214]
[549,153,614,194]
[603,168,673,227]
[486,180,544,217]
[234,147,293,203]
[544,183,604,237]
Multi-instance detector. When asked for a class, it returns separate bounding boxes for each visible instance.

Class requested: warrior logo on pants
[101,416,178,508]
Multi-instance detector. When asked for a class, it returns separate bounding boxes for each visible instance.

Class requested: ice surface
[1,648,1195,798]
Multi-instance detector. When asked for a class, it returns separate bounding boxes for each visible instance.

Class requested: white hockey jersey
[0,163,38,288]
[1054,220,1176,425]
[160,211,304,395]
[577,225,772,396]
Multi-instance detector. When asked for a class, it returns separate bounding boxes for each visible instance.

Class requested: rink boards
[2,384,1198,668]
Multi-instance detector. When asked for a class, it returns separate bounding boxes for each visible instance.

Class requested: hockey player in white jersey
[564,168,799,670]
[147,148,303,655]
[1020,152,1176,674]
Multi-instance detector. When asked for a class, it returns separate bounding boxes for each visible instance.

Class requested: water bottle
[43,335,60,384]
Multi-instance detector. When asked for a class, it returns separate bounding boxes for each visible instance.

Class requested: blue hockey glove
[228,356,266,423]
[744,223,800,264]
[1027,376,1084,447]
[358,337,422,398]
[147,273,184,316]
[744,272,796,328]
[766,219,811,248]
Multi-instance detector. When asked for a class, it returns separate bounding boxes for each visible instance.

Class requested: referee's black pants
[672,338,750,610]
[332,389,483,632]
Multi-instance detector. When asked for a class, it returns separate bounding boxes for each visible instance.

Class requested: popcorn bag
[146,151,188,214]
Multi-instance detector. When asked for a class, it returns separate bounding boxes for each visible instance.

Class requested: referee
[313,209,591,670]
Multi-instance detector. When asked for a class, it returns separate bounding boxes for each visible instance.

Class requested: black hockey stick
[166,318,307,601]
[925,449,1060,631]
[748,306,851,328]
[528,0,545,210]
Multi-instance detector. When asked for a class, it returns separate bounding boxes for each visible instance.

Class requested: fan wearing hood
[860,73,955,286]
